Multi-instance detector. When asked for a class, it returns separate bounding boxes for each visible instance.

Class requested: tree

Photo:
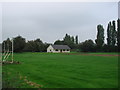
[75,35,78,44]
[112,20,117,46]
[24,38,44,52]
[71,36,75,44]
[42,43,50,52]
[106,20,117,52]
[54,34,79,49]
[34,39,44,52]
[63,34,75,49]
[107,22,112,46]
[117,19,120,51]
[13,36,26,52]
[63,34,71,45]
[54,40,64,45]
[107,21,116,46]
[95,25,104,50]
[24,40,35,52]
[79,39,95,52]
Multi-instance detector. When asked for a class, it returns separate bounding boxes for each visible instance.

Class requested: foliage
[63,34,75,49]
[102,44,118,52]
[13,36,26,52]
[2,36,50,52]
[2,19,120,52]
[24,39,44,52]
[79,39,96,52]
[54,40,64,45]
[112,20,117,46]
[117,19,120,51]
[107,22,112,46]
[42,43,50,52]
[75,35,78,44]
[95,25,104,50]
[54,34,79,49]
[107,21,117,46]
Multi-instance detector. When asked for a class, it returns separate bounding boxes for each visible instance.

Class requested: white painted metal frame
[2,38,14,63]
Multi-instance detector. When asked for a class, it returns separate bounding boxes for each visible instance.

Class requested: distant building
[47,45,70,53]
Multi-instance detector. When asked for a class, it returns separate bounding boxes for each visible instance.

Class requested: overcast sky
[1,2,118,43]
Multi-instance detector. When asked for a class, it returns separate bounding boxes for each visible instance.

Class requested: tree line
[78,19,120,52]
[54,34,78,49]
[2,19,120,52]
[2,34,79,52]
[54,19,120,52]
[2,36,50,52]
[95,19,120,52]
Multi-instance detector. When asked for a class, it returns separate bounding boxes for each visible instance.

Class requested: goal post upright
[11,38,13,63]
[4,41,5,53]
[2,37,14,63]
[3,42,6,56]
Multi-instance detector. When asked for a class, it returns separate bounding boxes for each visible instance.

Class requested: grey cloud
[118,1,120,18]
[2,2,117,43]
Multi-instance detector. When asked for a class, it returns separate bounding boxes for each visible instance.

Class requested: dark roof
[51,45,70,50]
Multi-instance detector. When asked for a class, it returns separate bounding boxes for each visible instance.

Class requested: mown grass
[2,52,118,88]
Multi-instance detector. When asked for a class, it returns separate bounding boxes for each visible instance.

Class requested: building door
[60,49,62,52]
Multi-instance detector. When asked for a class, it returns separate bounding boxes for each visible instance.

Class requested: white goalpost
[2,38,14,63]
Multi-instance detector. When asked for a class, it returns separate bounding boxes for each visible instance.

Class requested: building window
[67,49,69,51]
[63,49,65,51]
[56,49,58,51]
[50,49,51,51]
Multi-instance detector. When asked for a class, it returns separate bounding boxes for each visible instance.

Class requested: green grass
[2,52,118,88]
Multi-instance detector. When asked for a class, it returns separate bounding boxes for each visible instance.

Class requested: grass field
[2,52,118,88]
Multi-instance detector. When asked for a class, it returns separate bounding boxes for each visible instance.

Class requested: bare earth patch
[19,74,43,88]
[64,53,120,57]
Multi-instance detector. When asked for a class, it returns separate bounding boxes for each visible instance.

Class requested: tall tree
[71,36,75,44]
[95,25,104,49]
[107,22,112,46]
[75,35,78,44]
[117,19,120,51]
[107,20,117,47]
[63,34,71,45]
[111,20,116,46]
[63,34,75,49]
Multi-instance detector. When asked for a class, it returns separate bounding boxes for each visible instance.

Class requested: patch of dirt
[19,75,43,88]
[20,75,43,88]
[64,53,120,57]
[2,61,21,65]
